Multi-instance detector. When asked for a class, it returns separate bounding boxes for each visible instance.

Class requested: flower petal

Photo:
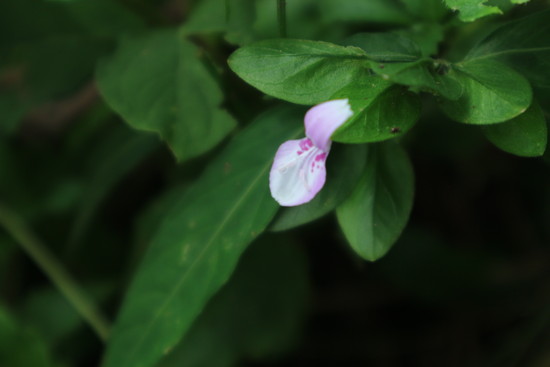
[304,99,353,151]
[269,138,329,206]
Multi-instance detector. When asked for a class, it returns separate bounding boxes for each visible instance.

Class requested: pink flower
[269,99,353,206]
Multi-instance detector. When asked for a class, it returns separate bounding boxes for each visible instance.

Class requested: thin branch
[0,204,110,342]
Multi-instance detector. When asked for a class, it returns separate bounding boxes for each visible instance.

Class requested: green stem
[277,0,287,38]
[0,204,110,342]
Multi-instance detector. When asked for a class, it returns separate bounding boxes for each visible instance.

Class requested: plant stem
[0,204,110,342]
[277,0,287,38]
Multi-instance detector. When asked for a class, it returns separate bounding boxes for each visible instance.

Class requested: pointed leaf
[228,39,370,105]
[337,142,414,261]
[101,106,304,367]
[97,30,236,162]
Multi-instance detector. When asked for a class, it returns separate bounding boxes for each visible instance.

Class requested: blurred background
[0,0,549,366]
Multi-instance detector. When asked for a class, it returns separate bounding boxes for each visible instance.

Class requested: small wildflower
[269,99,353,206]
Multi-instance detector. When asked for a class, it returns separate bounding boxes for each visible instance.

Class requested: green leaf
[0,304,54,367]
[439,59,532,124]
[157,237,309,367]
[101,106,304,367]
[97,30,237,162]
[336,142,414,261]
[228,39,370,105]
[483,102,547,157]
[270,144,366,231]
[443,0,502,22]
[466,10,550,89]
[331,83,421,143]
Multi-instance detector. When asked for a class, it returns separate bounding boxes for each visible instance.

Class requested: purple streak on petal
[269,138,328,207]
[304,99,353,151]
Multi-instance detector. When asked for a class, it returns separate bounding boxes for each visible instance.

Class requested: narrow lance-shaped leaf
[101,106,304,367]
[228,39,370,105]
[337,142,414,261]
[97,30,236,162]
[483,102,547,157]
[439,59,532,124]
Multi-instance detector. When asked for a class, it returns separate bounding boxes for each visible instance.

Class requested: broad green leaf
[439,59,532,124]
[483,102,547,157]
[443,0,502,22]
[337,142,414,261]
[97,30,237,162]
[101,106,304,367]
[466,10,550,89]
[332,83,421,143]
[158,237,309,367]
[319,0,413,25]
[228,39,370,105]
[0,304,54,367]
[270,144,366,231]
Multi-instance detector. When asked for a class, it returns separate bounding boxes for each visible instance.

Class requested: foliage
[0,0,548,367]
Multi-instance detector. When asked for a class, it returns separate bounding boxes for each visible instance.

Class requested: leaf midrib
[117,128,302,367]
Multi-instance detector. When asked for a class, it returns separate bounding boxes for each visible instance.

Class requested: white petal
[304,99,353,151]
[269,138,329,206]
